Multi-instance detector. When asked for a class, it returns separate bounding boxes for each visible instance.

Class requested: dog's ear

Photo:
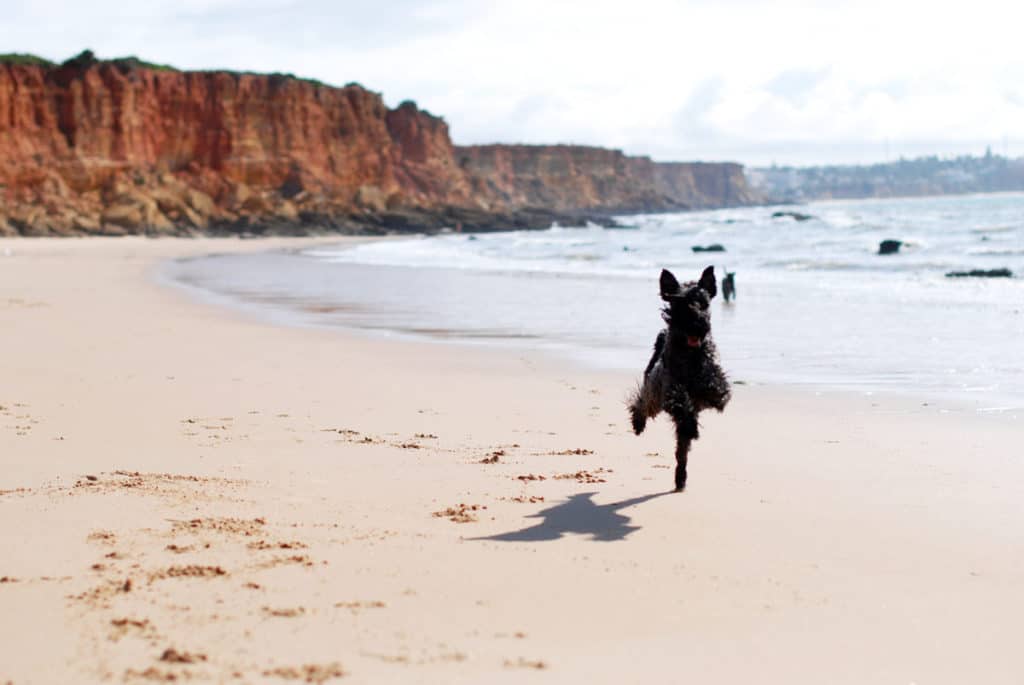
[698,266,717,298]
[659,269,681,300]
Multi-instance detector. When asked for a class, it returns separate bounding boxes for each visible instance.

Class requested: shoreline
[2,236,1023,683]
[158,238,1023,421]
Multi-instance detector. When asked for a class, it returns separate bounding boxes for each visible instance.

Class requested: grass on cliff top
[110,56,179,72]
[0,53,56,67]
[88,49,341,88]
[3,48,348,90]
[63,49,179,73]
[0,51,177,73]
[1,51,176,73]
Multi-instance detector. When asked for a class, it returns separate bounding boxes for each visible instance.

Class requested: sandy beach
[1,237,1022,684]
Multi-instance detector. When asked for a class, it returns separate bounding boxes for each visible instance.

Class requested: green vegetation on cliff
[110,56,180,72]
[0,53,55,67]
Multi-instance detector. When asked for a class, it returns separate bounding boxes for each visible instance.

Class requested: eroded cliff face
[0,52,762,236]
[0,52,419,235]
[652,162,762,209]
[455,146,763,213]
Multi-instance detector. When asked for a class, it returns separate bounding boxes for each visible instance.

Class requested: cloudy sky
[4,0,1022,166]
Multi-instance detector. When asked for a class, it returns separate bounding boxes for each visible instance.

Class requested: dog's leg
[643,331,666,380]
[707,365,732,412]
[672,413,698,491]
[694,352,731,412]
[674,437,690,491]
[708,388,731,412]
[629,372,660,435]
[626,331,667,432]
[630,336,666,435]
[699,379,731,412]
[666,386,699,491]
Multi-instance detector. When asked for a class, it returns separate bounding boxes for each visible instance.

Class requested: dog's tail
[628,386,647,435]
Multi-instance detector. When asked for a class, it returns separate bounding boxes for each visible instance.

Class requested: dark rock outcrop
[878,239,903,255]
[945,269,1013,278]
[771,210,814,222]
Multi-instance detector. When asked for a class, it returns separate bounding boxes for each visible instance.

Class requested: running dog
[628,267,731,490]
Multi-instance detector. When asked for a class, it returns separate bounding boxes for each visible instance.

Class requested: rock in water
[945,268,1013,278]
[878,239,902,255]
[771,210,814,222]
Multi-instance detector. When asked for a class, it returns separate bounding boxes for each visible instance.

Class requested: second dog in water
[628,266,731,491]
[722,272,736,302]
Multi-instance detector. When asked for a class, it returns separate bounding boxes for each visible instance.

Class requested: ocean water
[164,193,1024,411]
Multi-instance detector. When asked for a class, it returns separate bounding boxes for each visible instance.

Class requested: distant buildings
[748,154,1024,203]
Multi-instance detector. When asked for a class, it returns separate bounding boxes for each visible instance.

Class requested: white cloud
[2,0,1023,165]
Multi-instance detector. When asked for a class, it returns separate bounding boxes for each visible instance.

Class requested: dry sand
[1,236,1022,684]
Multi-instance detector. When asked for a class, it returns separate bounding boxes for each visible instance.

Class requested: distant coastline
[749,151,1024,203]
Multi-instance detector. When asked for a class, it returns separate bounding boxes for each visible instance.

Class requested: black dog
[628,266,731,491]
[722,271,736,302]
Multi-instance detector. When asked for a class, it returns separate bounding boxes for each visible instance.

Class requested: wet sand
[1,237,1021,684]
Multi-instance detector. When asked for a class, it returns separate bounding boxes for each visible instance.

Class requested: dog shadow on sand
[471,491,672,543]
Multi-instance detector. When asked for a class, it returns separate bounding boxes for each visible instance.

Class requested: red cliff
[455,145,762,212]
[0,51,763,236]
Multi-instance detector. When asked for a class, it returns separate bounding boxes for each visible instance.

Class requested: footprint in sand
[334,600,386,613]
[247,539,308,551]
[552,468,612,484]
[159,648,208,664]
[2,298,48,309]
[123,666,183,682]
[543,448,594,456]
[2,402,38,436]
[504,657,548,670]
[432,504,486,523]
[262,606,307,618]
[108,617,157,643]
[479,450,504,464]
[262,663,345,683]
